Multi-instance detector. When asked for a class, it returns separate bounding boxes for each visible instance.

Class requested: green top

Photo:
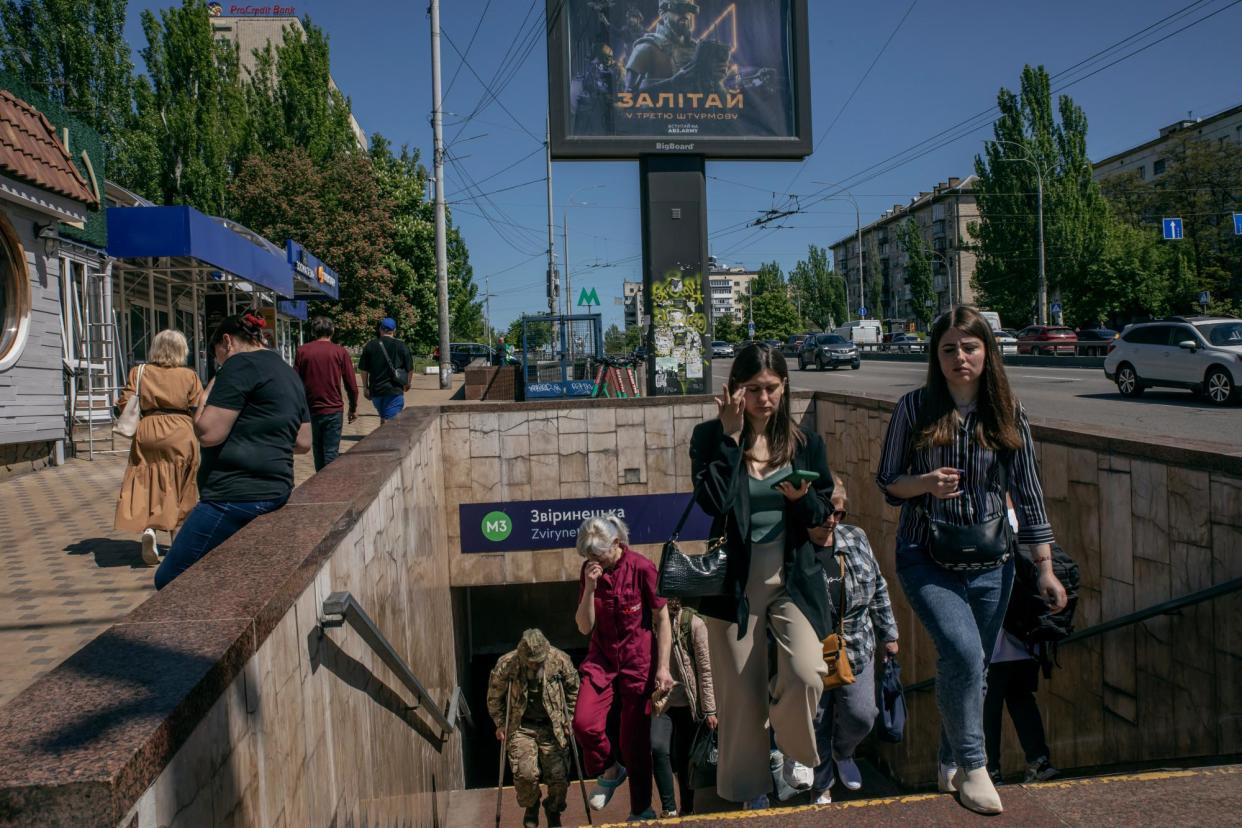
[748,465,790,543]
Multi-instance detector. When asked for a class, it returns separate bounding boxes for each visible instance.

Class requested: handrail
[320,591,470,742]
[904,575,1242,694]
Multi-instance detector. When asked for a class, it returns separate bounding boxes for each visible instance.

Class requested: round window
[0,214,33,371]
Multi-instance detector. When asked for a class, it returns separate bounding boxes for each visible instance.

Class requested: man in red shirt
[294,316,359,471]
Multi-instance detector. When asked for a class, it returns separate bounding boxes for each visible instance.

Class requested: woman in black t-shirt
[154,311,311,590]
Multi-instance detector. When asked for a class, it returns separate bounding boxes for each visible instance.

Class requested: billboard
[547,0,812,159]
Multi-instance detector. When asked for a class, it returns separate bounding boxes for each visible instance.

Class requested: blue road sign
[747,321,755,337]
[858,306,867,317]
[1162,217,1184,240]
[1050,302,1062,316]
[1200,290,1211,307]
[1234,213,1242,236]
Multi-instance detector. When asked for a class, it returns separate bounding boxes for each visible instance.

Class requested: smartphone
[770,469,821,490]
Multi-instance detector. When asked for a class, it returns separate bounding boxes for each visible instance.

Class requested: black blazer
[689,418,836,640]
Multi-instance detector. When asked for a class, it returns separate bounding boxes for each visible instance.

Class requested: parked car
[1017,325,1078,355]
[433,342,493,372]
[798,333,861,370]
[888,333,924,353]
[993,329,1019,355]
[763,338,783,350]
[781,333,814,359]
[1103,316,1242,405]
[1074,327,1119,356]
[711,340,735,358]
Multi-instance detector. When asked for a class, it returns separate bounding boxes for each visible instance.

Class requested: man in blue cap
[358,317,412,422]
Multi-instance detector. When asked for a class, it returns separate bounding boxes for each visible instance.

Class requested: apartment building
[829,176,979,328]
[1093,103,1242,183]
[209,11,368,150]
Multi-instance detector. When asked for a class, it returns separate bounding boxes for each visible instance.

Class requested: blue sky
[122,0,1242,331]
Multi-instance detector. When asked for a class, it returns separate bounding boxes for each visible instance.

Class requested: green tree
[712,313,741,343]
[1060,216,1173,325]
[971,65,1109,324]
[245,16,358,163]
[507,316,553,350]
[122,0,251,213]
[604,324,628,353]
[0,0,132,157]
[789,245,845,331]
[746,261,800,339]
[229,147,411,345]
[894,219,936,326]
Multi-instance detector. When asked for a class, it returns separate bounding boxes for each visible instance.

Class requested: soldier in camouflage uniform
[488,629,580,828]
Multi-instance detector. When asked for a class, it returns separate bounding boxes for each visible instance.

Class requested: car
[781,333,814,359]
[711,340,735,358]
[1016,325,1078,355]
[1074,327,1119,356]
[798,333,861,370]
[1103,316,1242,405]
[888,333,925,353]
[993,329,1019,355]
[433,342,493,372]
[763,338,783,350]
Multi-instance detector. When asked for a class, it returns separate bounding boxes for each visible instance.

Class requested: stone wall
[440,394,815,586]
[814,391,1242,785]
[0,409,462,827]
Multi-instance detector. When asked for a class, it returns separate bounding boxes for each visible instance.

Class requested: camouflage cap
[659,0,700,13]
[516,628,550,663]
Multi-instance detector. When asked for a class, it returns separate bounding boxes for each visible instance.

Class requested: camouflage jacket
[487,646,579,749]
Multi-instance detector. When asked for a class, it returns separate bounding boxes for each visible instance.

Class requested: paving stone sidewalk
[0,375,462,708]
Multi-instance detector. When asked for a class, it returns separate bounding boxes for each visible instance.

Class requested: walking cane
[496,680,512,828]
[556,675,593,826]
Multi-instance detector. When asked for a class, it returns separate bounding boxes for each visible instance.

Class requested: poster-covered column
[640,154,711,396]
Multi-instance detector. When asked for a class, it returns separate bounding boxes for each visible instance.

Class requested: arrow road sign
[1162,217,1184,240]
[858,306,867,317]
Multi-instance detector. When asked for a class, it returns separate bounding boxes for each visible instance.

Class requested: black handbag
[657,486,729,598]
[687,721,718,789]
[377,338,409,388]
[874,657,907,743]
[921,457,1014,572]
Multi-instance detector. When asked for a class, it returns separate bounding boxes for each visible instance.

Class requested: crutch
[556,675,593,825]
[496,680,512,828]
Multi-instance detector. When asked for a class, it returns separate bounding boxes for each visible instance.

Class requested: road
[713,358,1240,449]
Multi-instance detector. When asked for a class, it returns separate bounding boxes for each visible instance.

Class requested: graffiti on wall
[650,267,708,394]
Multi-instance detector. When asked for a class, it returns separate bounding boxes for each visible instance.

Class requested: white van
[834,319,883,344]
[978,310,1002,332]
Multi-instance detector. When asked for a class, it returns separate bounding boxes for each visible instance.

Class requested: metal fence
[519,314,605,399]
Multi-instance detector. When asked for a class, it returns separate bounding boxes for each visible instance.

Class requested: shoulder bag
[687,720,718,789]
[113,364,145,438]
[920,455,1014,572]
[656,485,729,599]
[820,554,856,690]
[377,339,409,388]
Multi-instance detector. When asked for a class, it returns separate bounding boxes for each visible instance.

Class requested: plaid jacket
[815,524,899,669]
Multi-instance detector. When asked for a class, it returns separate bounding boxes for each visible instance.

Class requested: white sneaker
[140,529,160,566]
[938,763,959,793]
[781,758,813,791]
[814,790,833,805]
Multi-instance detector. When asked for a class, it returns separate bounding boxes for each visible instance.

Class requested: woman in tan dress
[114,329,203,565]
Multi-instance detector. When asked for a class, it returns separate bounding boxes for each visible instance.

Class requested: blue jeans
[310,412,343,471]
[896,542,1014,770]
[372,393,404,421]
[155,498,288,590]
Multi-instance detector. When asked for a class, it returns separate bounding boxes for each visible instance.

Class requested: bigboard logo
[481,511,512,542]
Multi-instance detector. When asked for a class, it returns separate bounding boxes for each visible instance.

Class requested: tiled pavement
[0,374,462,709]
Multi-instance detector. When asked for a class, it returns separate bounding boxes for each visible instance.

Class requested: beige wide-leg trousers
[705,536,827,802]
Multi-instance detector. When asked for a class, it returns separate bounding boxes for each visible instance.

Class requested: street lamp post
[993,139,1047,325]
[563,184,605,322]
[928,248,952,310]
[812,185,864,321]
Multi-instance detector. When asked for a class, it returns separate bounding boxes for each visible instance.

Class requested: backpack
[1003,543,1080,677]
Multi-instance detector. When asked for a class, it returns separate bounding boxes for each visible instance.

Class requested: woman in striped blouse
[875,306,1066,816]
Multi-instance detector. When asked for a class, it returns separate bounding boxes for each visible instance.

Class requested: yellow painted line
[1031,765,1242,790]
[598,792,947,826]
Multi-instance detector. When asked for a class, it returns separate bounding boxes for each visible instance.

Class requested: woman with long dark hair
[876,306,1066,815]
[154,310,311,589]
[689,343,835,809]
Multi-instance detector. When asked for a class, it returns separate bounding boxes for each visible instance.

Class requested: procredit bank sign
[208,3,296,15]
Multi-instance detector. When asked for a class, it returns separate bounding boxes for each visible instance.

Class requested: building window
[1137,165,1145,179]
[0,213,33,371]
[1153,159,1166,176]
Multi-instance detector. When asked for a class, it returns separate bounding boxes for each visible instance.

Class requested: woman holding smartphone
[689,342,835,809]
[875,306,1066,815]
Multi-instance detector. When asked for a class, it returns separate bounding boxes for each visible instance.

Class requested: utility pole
[563,215,571,318]
[484,274,492,350]
[545,116,558,320]
[430,0,451,389]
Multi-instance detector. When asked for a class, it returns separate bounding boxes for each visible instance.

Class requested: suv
[1104,317,1242,405]
[1017,325,1078,355]
[798,333,861,370]
[433,342,493,372]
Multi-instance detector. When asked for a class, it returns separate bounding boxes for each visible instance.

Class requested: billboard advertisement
[548,0,812,159]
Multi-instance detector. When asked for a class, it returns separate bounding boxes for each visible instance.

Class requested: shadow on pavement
[64,538,148,569]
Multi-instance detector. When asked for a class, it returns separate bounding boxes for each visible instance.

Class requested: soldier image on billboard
[574,41,622,134]
[624,1,730,94]
[488,629,580,828]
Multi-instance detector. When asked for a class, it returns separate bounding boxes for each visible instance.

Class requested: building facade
[1093,103,1242,183]
[830,176,979,330]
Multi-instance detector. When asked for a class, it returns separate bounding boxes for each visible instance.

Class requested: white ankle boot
[953,766,1003,815]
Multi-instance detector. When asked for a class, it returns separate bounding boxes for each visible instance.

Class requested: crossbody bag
[376,339,409,389]
[821,553,855,690]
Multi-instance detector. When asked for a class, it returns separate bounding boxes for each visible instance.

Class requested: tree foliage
[789,245,845,331]
[894,219,936,326]
[745,261,801,340]
[712,312,742,343]
[970,65,1108,326]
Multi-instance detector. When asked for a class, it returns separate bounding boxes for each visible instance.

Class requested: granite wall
[814,391,1242,785]
[0,409,463,827]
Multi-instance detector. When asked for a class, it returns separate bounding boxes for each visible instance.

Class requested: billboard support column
[640,154,712,397]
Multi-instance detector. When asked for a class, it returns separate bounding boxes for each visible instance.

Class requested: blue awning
[277,299,308,320]
[286,240,340,301]
[106,205,294,298]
